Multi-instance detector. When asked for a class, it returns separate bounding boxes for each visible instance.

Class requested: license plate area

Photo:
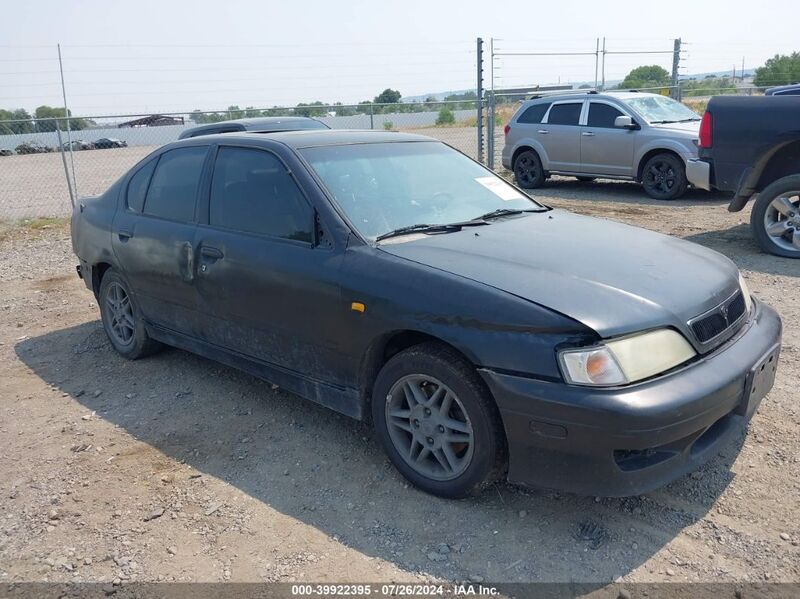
[740,344,780,420]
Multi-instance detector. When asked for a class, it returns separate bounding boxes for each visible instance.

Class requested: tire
[575,176,596,182]
[750,174,800,258]
[372,342,507,498]
[641,153,688,200]
[98,269,162,359]
[513,150,546,189]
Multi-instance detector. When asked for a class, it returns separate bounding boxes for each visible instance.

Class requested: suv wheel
[372,342,507,498]
[641,153,688,200]
[513,150,546,189]
[750,175,800,258]
[99,269,162,359]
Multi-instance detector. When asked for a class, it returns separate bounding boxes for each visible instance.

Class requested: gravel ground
[0,178,798,587]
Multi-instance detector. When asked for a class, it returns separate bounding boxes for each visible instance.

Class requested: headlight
[739,273,753,314]
[559,329,696,387]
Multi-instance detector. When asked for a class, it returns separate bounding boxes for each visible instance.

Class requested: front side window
[126,158,157,212]
[209,146,312,242]
[301,142,544,240]
[546,102,582,126]
[143,147,208,222]
[587,103,625,128]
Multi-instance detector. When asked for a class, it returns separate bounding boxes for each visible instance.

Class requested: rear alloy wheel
[513,150,546,189]
[99,270,161,359]
[751,175,800,258]
[641,153,688,200]
[372,343,506,498]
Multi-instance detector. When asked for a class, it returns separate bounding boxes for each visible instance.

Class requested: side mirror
[614,115,636,129]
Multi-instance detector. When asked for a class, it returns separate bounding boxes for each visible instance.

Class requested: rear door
[540,101,584,171]
[580,100,635,176]
[193,143,346,386]
[111,145,209,337]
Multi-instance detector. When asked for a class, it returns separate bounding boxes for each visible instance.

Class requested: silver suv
[502,91,702,200]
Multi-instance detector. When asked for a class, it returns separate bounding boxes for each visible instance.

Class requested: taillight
[698,111,712,149]
[504,124,510,136]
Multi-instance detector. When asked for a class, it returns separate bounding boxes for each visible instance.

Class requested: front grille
[689,290,747,344]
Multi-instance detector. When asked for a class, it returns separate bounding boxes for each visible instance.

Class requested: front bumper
[480,299,782,497]
[687,158,711,190]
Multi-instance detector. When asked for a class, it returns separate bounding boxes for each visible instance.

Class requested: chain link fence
[0,100,482,221]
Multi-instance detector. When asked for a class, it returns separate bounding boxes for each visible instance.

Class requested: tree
[619,65,670,90]
[0,108,34,134]
[33,105,87,131]
[294,101,327,117]
[436,106,455,125]
[754,52,800,87]
[374,88,401,105]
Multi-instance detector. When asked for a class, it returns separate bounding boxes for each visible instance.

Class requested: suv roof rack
[526,88,599,100]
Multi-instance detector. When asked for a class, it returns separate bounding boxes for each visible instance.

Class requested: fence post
[671,38,682,100]
[476,37,484,166]
[55,127,75,208]
[369,103,374,130]
[487,38,495,170]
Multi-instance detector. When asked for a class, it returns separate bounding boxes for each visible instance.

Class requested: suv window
[209,146,312,242]
[517,102,551,124]
[126,159,157,213]
[143,147,207,222]
[547,102,582,126]
[587,102,625,128]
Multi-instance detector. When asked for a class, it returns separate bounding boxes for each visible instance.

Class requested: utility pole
[670,38,681,100]
[594,38,599,90]
[476,38,484,166]
[57,43,78,198]
[600,37,606,91]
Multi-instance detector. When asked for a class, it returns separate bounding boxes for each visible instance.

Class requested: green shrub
[436,107,455,125]
[383,121,393,131]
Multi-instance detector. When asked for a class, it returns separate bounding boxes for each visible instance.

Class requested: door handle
[582,131,595,137]
[200,246,224,260]
[117,230,133,241]
[537,129,549,134]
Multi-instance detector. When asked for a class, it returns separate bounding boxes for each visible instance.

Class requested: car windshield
[624,95,700,123]
[301,141,544,240]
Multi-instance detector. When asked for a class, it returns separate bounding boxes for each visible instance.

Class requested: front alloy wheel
[372,342,506,498]
[385,375,474,481]
[641,153,687,200]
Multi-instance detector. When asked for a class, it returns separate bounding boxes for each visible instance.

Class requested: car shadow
[685,224,800,278]
[15,323,745,584]
[497,170,733,208]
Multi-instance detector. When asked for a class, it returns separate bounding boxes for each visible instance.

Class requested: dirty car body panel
[72,130,781,496]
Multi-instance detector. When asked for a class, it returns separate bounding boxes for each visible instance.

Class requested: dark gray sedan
[71,130,781,498]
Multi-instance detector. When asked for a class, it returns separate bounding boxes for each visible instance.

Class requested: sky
[1,0,797,117]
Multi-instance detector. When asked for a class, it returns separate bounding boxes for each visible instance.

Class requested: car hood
[379,210,740,343]
[649,121,700,135]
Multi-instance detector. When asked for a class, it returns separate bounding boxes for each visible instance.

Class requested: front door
[192,145,347,387]
[111,146,209,338]
[580,101,636,176]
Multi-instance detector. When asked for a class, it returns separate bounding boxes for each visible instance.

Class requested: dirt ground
[0,178,798,588]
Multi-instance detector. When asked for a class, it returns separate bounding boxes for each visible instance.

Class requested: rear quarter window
[126,159,157,212]
[516,103,551,124]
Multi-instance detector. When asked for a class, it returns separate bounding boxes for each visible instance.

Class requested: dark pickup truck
[687,95,800,258]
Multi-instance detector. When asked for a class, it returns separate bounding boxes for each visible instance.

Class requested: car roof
[175,129,436,149]
[179,116,328,139]
[523,90,662,103]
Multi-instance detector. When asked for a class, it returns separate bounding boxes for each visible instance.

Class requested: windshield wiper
[375,220,488,242]
[475,207,540,220]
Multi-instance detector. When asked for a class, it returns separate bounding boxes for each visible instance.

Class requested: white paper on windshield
[474,176,524,201]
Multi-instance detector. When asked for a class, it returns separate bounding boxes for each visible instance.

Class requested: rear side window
[126,159,157,212]
[517,102,551,124]
[209,146,312,242]
[547,103,582,126]
[143,147,207,222]
[587,102,625,128]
